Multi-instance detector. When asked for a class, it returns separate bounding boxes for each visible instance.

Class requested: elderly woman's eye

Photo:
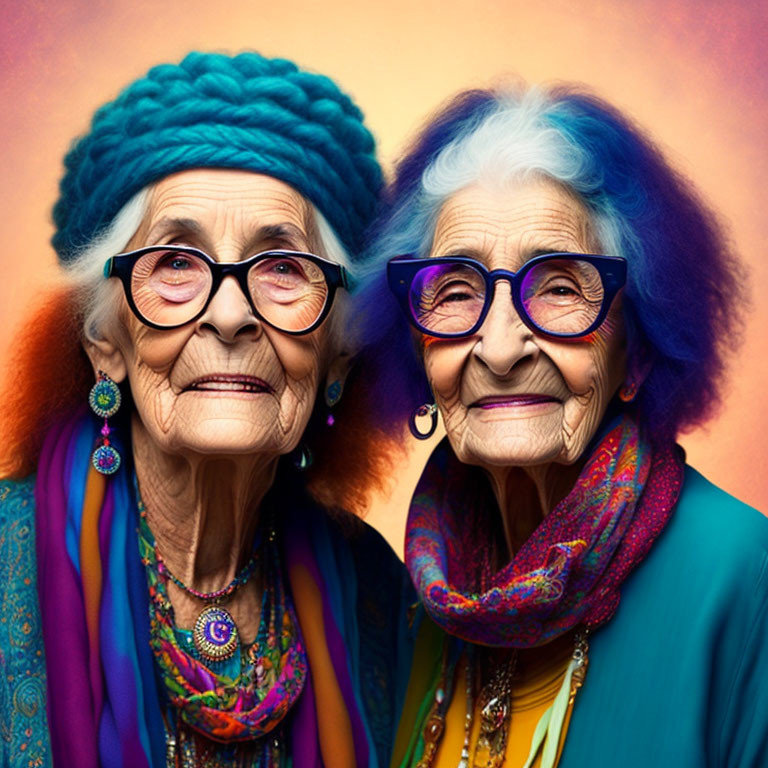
[260,259,306,280]
[548,283,579,296]
[153,252,196,272]
[535,277,584,302]
[437,283,474,303]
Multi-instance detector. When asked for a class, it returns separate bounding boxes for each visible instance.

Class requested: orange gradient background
[2,0,766,552]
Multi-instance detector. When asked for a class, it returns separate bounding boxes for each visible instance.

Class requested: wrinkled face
[423,177,627,469]
[104,169,335,458]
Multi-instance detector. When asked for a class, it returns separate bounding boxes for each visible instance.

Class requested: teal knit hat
[52,52,382,262]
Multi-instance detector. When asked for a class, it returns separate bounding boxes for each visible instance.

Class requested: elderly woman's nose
[198,275,260,342]
[472,282,536,376]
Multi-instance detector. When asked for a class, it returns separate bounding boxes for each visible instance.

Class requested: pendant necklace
[138,496,263,662]
[470,649,518,768]
[414,631,589,768]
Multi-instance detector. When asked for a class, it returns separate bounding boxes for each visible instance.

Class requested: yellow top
[433,634,576,768]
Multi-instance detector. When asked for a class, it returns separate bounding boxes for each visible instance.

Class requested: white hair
[364,89,627,276]
[422,90,623,257]
[63,186,355,352]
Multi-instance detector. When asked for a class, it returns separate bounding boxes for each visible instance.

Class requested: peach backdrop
[2,0,766,553]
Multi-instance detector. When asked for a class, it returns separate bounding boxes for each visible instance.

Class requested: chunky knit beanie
[52,52,382,262]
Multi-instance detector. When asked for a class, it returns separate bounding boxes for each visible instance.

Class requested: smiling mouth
[184,375,274,394]
[471,394,561,409]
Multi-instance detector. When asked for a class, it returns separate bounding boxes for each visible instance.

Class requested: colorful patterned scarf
[34,410,388,767]
[405,415,684,647]
[138,509,308,747]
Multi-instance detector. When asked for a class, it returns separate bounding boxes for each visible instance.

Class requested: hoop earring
[89,370,122,475]
[409,402,438,440]
[618,381,638,403]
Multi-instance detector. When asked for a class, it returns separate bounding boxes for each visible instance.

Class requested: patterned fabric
[35,411,166,768]
[5,409,414,767]
[405,415,684,647]
[138,508,308,747]
[393,469,768,768]
[0,476,49,767]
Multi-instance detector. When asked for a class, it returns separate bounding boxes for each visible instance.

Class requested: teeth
[191,381,267,392]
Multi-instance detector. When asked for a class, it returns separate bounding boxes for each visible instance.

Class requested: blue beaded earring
[324,379,342,426]
[89,371,122,474]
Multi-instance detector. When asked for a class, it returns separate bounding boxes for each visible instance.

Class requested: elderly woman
[359,87,768,766]
[0,52,413,767]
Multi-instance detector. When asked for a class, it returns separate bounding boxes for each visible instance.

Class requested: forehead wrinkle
[431,202,510,256]
[431,182,595,268]
[139,172,313,260]
[229,188,314,256]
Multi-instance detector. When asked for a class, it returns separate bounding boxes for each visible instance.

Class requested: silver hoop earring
[409,403,438,440]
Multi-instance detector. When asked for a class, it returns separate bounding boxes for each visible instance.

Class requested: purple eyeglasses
[387,252,627,339]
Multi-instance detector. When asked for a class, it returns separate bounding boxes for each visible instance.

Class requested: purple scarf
[35,411,372,767]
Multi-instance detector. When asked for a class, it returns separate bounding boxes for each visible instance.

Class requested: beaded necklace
[137,498,308,767]
[155,540,260,603]
[146,509,263,663]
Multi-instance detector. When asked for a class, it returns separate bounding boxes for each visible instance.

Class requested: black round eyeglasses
[387,252,627,339]
[104,245,349,335]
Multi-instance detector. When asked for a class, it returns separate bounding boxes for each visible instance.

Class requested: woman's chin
[454,417,565,468]
[146,417,295,458]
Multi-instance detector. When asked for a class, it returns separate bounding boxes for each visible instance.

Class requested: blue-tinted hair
[358,85,746,444]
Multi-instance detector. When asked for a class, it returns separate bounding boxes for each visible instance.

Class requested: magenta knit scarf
[405,415,684,647]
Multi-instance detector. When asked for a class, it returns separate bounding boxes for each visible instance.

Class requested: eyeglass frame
[386,252,627,339]
[103,245,350,335]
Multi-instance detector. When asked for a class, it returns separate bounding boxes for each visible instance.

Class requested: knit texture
[52,52,382,262]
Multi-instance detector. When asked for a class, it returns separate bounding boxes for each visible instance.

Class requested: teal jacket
[557,466,768,767]
[392,466,768,768]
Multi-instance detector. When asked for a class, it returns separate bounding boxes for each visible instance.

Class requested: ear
[618,347,653,403]
[83,336,128,384]
[625,348,652,390]
[324,351,353,407]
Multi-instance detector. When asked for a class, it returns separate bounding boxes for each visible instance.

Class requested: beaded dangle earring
[89,370,122,474]
[324,379,342,427]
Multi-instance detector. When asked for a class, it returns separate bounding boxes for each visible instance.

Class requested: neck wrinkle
[131,418,278,594]
[485,460,584,559]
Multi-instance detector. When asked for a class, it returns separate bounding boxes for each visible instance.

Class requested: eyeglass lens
[130,249,330,332]
[408,258,605,336]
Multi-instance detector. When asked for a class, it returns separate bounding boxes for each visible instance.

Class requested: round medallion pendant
[92,444,121,475]
[193,605,239,662]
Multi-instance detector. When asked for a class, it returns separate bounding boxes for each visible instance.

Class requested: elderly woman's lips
[185,375,274,393]
[472,395,561,409]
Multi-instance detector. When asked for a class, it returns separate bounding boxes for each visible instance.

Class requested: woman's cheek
[537,341,592,394]
[126,324,192,371]
[267,329,327,382]
[424,341,472,402]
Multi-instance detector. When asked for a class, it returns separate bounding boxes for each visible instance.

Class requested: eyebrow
[146,217,202,244]
[254,223,308,246]
[525,247,571,260]
[144,218,310,251]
